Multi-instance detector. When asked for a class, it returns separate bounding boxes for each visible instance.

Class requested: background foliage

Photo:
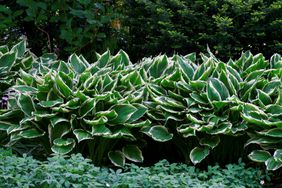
[0,0,281,62]
[0,0,123,61]
[123,0,282,61]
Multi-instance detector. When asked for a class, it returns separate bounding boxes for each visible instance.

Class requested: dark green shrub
[0,148,270,188]
[0,0,123,61]
[123,0,282,61]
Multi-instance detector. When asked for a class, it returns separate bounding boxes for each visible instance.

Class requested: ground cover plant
[0,41,281,172]
[0,148,270,188]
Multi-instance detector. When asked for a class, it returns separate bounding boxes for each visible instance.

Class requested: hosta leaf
[258,90,272,106]
[145,125,173,142]
[39,98,64,108]
[96,110,118,119]
[124,119,151,128]
[0,52,16,71]
[207,78,229,102]
[19,128,45,139]
[110,104,137,124]
[91,125,111,136]
[51,138,75,155]
[17,93,35,116]
[148,55,168,78]
[78,98,95,118]
[258,128,282,138]
[265,157,282,171]
[97,50,110,68]
[187,114,205,124]
[50,116,69,127]
[84,116,108,126]
[12,85,37,93]
[69,54,86,73]
[199,136,220,149]
[126,104,147,123]
[55,73,72,98]
[274,149,282,162]
[189,80,206,91]
[177,56,194,80]
[73,129,92,143]
[108,150,125,167]
[0,121,18,131]
[11,40,26,57]
[122,145,143,162]
[248,150,271,163]
[177,124,196,137]
[190,146,210,164]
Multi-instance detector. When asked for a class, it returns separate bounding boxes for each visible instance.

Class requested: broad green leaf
[55,73,72,98]
[122,145,143,162]
[187,114,205,124]
[19,128,45,139]
[73,129,92,143]
[258,128,282,138]
[207,78,230,102]
[39,98,64,108]
[50,116,69,127]
[274,149,282,162]
[110,104,137,124]
[124,119,151,128]
[148,55,168,78]
[199,136,220,149]
[12,85,37,93]
[11,40,26,57]
[96,110,118,119]
[258,90,272,106]
[177,124,196,137]
[0,121,18,131]
[51,138,75,155]
[91,124,111,136]
[69,54,86,73]
[190,146,210,164]
[78,98,95,118]
[265,157,282,171]
[108,150,125,167]
[146,125,173,142]
[126,104,147,123]
[0,52,16,71]
[97,50,110,68]
[17,93,35,116]
[248,150,271,163]
[177,56,194,80]
[84,116,108,126]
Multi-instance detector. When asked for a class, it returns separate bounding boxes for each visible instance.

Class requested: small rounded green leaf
[122,145,144,162]
[190,146,210,165]
[108,150,125,167]
[248,150,271,163]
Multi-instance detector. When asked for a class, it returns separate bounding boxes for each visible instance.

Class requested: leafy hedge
[0,148,269,188]
[1,0,281,62]
[0,41,282,171]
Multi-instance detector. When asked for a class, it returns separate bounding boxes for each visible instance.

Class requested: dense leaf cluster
[0,0,281,61]
[0,148,268,188]
[0,41,281,171]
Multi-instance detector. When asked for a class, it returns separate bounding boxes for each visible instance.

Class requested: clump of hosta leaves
[1,41,282,170]
[0,49,173,166]
[137,50,282,170]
